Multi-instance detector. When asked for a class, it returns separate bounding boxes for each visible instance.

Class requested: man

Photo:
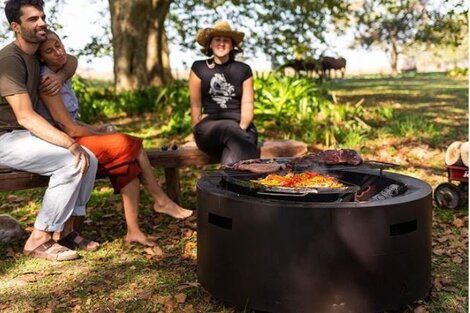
[0,0,98,261]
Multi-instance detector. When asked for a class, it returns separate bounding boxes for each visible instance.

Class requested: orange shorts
[77,133,143,193]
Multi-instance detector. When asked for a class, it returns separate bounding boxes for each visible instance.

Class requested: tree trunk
[388,37,399,75]
[108,0,173,91]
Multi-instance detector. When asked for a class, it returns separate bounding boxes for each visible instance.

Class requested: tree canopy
[352,0,468,74]
[0,0,466,89]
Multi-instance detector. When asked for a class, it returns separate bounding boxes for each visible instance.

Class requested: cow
[320,56,347,79]
[278,59,322,78]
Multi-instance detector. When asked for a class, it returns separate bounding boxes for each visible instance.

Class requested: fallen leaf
[174,292,187,303]
[181,304,195,312]
[452,256,463,264]
[433,249,444,256]
[176,282,199,291]
[168,223,180,230]
[414,305,428,313]
[144,245,165,259]
[453,218,464,228]
[6,194,24,203]
[72,305,81,313]
[18,273,38,283]
[182,229,194,238]
[147,235,158,242]
[136,290,153,300]
[155,295,176,313]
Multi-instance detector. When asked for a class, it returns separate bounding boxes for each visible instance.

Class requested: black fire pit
[196,167,432,313]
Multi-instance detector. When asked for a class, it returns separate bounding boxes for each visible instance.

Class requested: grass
[0,71,468,313]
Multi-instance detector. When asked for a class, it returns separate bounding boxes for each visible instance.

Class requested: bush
[73,74,373,146]
[448,67,468,77]
[254,73,371,146]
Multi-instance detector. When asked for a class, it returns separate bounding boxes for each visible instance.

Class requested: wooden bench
[0,140,308,204]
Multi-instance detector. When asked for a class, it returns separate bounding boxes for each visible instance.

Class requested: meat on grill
[222,159,285,174]
[287,149,363,168]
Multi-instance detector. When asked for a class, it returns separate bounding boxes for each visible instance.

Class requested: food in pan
[251,171,345,188]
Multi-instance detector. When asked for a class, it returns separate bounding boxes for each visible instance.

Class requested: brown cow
[320,56,347,79]
[278,59,322,78]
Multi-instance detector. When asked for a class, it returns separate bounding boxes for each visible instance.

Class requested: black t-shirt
[191,59,253,115]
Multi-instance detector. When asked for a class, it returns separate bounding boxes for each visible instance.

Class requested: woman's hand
[96,123,117,133]
[239,123,248,131]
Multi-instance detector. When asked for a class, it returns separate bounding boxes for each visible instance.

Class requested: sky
[55,1,393,79]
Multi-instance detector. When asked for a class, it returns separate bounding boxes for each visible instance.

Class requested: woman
[36,30,193,248]
[189,20,260,165]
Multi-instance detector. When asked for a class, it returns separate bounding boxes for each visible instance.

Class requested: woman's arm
[39,91,99,138]
[239,77,254,130]
[189,70,203,127]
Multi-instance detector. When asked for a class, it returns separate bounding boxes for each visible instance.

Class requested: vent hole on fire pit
[208,212,232,230]
[390,220,417,236]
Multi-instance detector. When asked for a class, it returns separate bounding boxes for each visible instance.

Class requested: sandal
[23,239,79,261]
[58,231,100,252]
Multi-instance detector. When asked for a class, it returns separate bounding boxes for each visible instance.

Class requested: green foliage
[353,0,467,72]
[254,73,371,145]
[169,0,350,65]
[448,67,468,77]
[73,74,372,146]
[72,76,114,123]
[156,80,192,138]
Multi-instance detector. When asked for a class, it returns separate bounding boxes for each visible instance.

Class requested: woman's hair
[200,37,243,61]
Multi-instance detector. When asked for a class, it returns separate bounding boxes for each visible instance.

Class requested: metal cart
[434,165,468,209]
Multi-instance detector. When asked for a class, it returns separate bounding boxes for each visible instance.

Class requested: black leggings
[193,118,260,165]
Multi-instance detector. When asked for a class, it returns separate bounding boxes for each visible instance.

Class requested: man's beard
[21,26,47,44]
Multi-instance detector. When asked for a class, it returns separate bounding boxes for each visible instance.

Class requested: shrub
[73,74,373,146]
[448,67,468,77]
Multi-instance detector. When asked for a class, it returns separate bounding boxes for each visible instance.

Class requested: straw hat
[196,20,245,47]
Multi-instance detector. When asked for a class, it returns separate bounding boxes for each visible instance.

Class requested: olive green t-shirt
[0,42,40,136]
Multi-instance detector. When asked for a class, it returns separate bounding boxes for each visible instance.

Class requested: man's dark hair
[5,0,45,25]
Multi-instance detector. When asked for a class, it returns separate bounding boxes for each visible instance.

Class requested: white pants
[0,130,98,232]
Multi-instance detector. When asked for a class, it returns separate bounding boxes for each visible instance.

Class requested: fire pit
[196,164,432,313]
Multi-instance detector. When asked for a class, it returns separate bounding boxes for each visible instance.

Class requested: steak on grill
[287,149,363,168]
[222,159,285,174]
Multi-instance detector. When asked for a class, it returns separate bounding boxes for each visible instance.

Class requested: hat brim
[196,28,245,47]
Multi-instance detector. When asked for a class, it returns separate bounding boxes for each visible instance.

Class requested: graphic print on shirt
[209,73,235,109]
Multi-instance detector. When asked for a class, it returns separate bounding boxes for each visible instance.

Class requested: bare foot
[154,201,193,219]
[125,233,156,247]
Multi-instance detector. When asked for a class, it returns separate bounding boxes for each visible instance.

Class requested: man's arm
[39,54,78,95]
[6,93,90,173]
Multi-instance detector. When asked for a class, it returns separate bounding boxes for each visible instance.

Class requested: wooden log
[146,147,219,168]
[260,140,308,158]
[445,141,463,166]
[460,141,468,167]
[0,170,49,191]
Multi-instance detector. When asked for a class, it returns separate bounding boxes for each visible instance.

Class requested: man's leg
[0,131,96,253]
[71,146,98,217]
